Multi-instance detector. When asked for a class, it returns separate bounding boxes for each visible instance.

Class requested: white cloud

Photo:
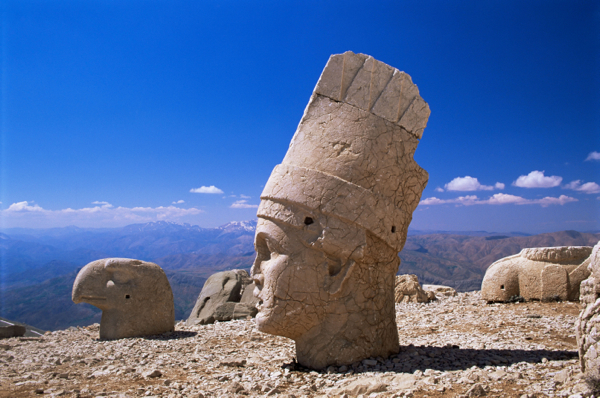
[434,187,444,192]
[190,185,224,194]
[172,200,185,204]
[513,170,562,188]
[486,193,528,205]
[419,193,577,208]
[420,195,479,206]
[564,180,600,194]
[240,194,251,199]
[230,200,258,209]
[444,176,504,192]
[445,176,494,191]
[585,151,600,161]
[535,195,578,206]
[1,201,204,228]
[92,201,113,207]
[420,197,446,205]
[6,201,45,212]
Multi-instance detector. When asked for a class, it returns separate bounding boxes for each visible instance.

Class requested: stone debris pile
[1,291,594,397]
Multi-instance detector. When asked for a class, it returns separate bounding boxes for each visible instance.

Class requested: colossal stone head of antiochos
[251,51,430,370]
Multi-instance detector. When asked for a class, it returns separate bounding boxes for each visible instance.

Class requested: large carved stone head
[251,51,429,369]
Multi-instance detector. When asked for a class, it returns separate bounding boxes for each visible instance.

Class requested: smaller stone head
[72,258,175,339]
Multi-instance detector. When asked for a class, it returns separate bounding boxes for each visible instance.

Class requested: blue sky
[1,0,599,233]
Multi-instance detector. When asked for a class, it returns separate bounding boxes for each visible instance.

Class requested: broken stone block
[423,284,457,297]
[187,269,256,325]
[0,325,26,339]
[395,274,434,303]
[481,246,593,303]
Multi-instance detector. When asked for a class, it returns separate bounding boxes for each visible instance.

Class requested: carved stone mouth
[79,296,107,301]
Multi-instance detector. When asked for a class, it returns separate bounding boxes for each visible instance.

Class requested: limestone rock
[481,246,593,303]
[0,325,26,339]
[335,377,388,395]
[423,284,457,297]
[252,51,429,369]
[464,383,487,397]
[187,269,257,325]
[72,258,175,339]
[395,274,434,303]
[576,240,600,381]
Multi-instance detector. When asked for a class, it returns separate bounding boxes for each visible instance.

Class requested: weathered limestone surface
[72,258,175,339]
[481,246,593,303]
[187,270,257,326]
[395,274,435,303]
[252,51,429,370]
[423,284,457,297]
[576,240,600,381]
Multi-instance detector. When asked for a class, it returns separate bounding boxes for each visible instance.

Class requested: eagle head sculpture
[72,258,175,339]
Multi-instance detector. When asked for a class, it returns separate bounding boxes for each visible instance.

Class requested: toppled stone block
[72,258,175,339]
[395,274,435,303]
[423,284,457,297]
[251,51,429,370]
[0,325,26,339]
[187,269,257,325]
[576,240,600,381]
[481,246,593,303]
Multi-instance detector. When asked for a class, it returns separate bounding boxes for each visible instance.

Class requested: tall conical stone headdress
[258,51,429,253]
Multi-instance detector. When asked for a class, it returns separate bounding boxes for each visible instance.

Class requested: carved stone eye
[304,217,314,226]
[391,226,396,233]
[125,295,131,299]
[327,257,342,277]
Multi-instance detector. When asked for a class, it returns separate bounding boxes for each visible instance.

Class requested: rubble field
[1,291,594,397]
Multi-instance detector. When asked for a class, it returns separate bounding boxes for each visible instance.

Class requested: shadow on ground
[95,330,198,342]
[286,345,578,373]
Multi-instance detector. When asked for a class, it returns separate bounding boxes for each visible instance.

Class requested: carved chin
[255,310,278,334]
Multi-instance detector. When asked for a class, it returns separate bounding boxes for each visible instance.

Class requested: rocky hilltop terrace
[0,290,593,397]
[2,50,598,398]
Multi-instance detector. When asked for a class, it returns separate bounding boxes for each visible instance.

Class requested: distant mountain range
[1,221,598,331]
[0,220,257,331]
